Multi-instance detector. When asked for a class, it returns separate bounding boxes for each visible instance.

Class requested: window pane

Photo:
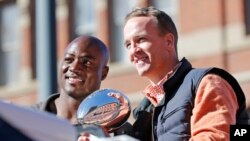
[153,0,177,14]
[0,3,21,86]
[111,0,137,63]
[152,0,179,24]
[74,0,96,36]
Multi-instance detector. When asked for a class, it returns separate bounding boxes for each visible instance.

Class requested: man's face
[60,39,107,99]
[123,16,170,79]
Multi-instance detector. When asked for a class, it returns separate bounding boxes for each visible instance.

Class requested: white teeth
[135,57,147,64]
[68,77,82,82]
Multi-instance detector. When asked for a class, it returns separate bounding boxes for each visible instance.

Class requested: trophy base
[74,124,109,137]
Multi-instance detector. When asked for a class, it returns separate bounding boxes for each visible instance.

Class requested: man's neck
[55,93,81,125]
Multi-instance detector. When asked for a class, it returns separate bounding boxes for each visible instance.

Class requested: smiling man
[34,35,109,125]
[123,6,249,141]
[33,35,133,138]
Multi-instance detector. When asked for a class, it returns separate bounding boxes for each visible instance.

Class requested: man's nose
[69,60,81,72]
[130,44,141,54]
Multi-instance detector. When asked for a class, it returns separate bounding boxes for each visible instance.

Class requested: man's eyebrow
[79,55,96,60]
[124,35,145,44]
[64,53,74,56]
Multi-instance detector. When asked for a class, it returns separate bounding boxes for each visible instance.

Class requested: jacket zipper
[151,108,155,141]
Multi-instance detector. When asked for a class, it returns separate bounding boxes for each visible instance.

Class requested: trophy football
[76,89,131,137]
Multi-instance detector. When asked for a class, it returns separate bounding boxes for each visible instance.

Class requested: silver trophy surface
[77,88,131,135]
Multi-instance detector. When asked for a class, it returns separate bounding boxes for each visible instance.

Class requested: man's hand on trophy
[77,133,140,141]
[77,132,102,141]
[76,124,109,141]
[77,132,90,141]
[107,92,128,106]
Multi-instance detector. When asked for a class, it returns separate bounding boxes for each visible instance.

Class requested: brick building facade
[0,0,250,116]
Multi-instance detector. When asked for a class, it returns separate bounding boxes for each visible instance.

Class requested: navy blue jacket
[132,58,249,141]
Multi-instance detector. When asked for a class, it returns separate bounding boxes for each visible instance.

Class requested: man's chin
[137,71,146,77]
[65,90,90,100]
[136,65,150,76]
[67,92,84,100]
[64,88,80,97]
[64,86,76,93]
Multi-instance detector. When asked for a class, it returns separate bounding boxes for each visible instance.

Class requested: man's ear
[164,33,174,47]
[101,66,109,80]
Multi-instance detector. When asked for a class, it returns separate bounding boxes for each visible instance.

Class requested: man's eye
[126,43,131,49]
[138,38,146,43]
[64,57,73,63]
[80,58,92,65]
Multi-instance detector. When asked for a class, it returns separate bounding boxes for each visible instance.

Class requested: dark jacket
[132,58,249,141]
[32,93,59,113]
[32,93,134,137]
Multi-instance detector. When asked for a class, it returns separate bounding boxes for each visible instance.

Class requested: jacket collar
[163,58,192,100]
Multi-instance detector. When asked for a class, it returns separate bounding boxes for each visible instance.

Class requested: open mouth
[135,57,148,64]
[65,76,83,84]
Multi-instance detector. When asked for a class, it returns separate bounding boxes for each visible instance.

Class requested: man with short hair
[123,6,249,141]
[34,36,133,138]
[34,35,110,126]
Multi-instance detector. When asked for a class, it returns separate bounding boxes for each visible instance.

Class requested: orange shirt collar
[143,63,182,107]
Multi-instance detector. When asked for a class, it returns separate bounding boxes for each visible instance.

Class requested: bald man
[34,36,133,137]
[34,35,109,124]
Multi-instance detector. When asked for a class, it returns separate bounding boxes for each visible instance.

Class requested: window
[152,0,179,27]
[74,0,97,36]
[0,3,21,86]
[110,0,137,63]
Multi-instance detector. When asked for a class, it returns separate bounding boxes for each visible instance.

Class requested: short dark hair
[125,6,178,48]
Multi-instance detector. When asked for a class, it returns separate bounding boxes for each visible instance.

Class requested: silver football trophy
[76,88,131,137]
